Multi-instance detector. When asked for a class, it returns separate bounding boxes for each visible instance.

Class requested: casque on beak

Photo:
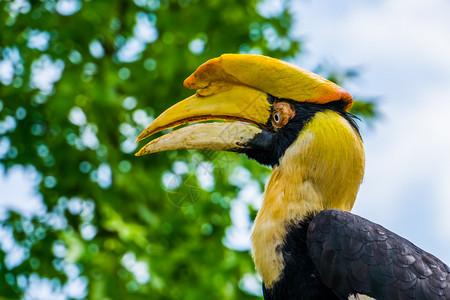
[135,84,272,156]
[135,54,352,156]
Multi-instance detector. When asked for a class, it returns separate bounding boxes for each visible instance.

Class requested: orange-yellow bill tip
[184,54,353,111]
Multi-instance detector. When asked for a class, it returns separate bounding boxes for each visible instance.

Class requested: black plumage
[266,209,450,299]
[263,213,340,300]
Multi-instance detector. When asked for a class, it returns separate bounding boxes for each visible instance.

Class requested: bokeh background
[0,0,449,299]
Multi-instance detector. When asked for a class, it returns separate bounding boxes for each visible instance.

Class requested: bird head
[136,54,364,212]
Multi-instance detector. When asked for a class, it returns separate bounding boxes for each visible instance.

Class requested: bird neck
[252,110,365,287]
[266,110,365,215]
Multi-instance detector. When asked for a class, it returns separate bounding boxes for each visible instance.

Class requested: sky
[291,0,450,264]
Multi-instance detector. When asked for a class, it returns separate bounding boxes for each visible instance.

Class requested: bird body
[136,54,450,299]
[262,208,450,299]
[252,110,364,287]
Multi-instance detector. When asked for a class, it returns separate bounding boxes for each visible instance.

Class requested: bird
[135,54,450,299]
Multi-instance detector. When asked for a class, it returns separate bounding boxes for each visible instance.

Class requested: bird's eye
[271,102,295,130]
[273,112,281,124]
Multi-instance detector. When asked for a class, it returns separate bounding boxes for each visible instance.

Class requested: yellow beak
[135,84,272,156]
[135,54,352,156]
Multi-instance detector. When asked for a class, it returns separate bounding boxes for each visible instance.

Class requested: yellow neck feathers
[252,110,365,287]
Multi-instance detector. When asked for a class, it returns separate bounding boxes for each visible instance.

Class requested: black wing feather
[307,209,450,299]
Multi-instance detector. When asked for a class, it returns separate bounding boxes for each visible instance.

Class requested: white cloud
[56,0,82,16]
[30,55,65,94]
[0,165,45,219]
[89,40,104,59]
[0,59,14,85]
[68,106,87,126]
[27,30,51,51]
[134,12,158,43]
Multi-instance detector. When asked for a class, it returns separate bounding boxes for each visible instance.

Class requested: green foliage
[0,0,375,299]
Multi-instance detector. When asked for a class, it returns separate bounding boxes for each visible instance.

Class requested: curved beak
[135,54,353,157]
[135,84,272,156]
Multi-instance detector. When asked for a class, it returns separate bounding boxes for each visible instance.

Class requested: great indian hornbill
[136,54,450,299]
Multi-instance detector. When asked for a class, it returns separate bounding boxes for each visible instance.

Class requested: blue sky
[291,0,450,264]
